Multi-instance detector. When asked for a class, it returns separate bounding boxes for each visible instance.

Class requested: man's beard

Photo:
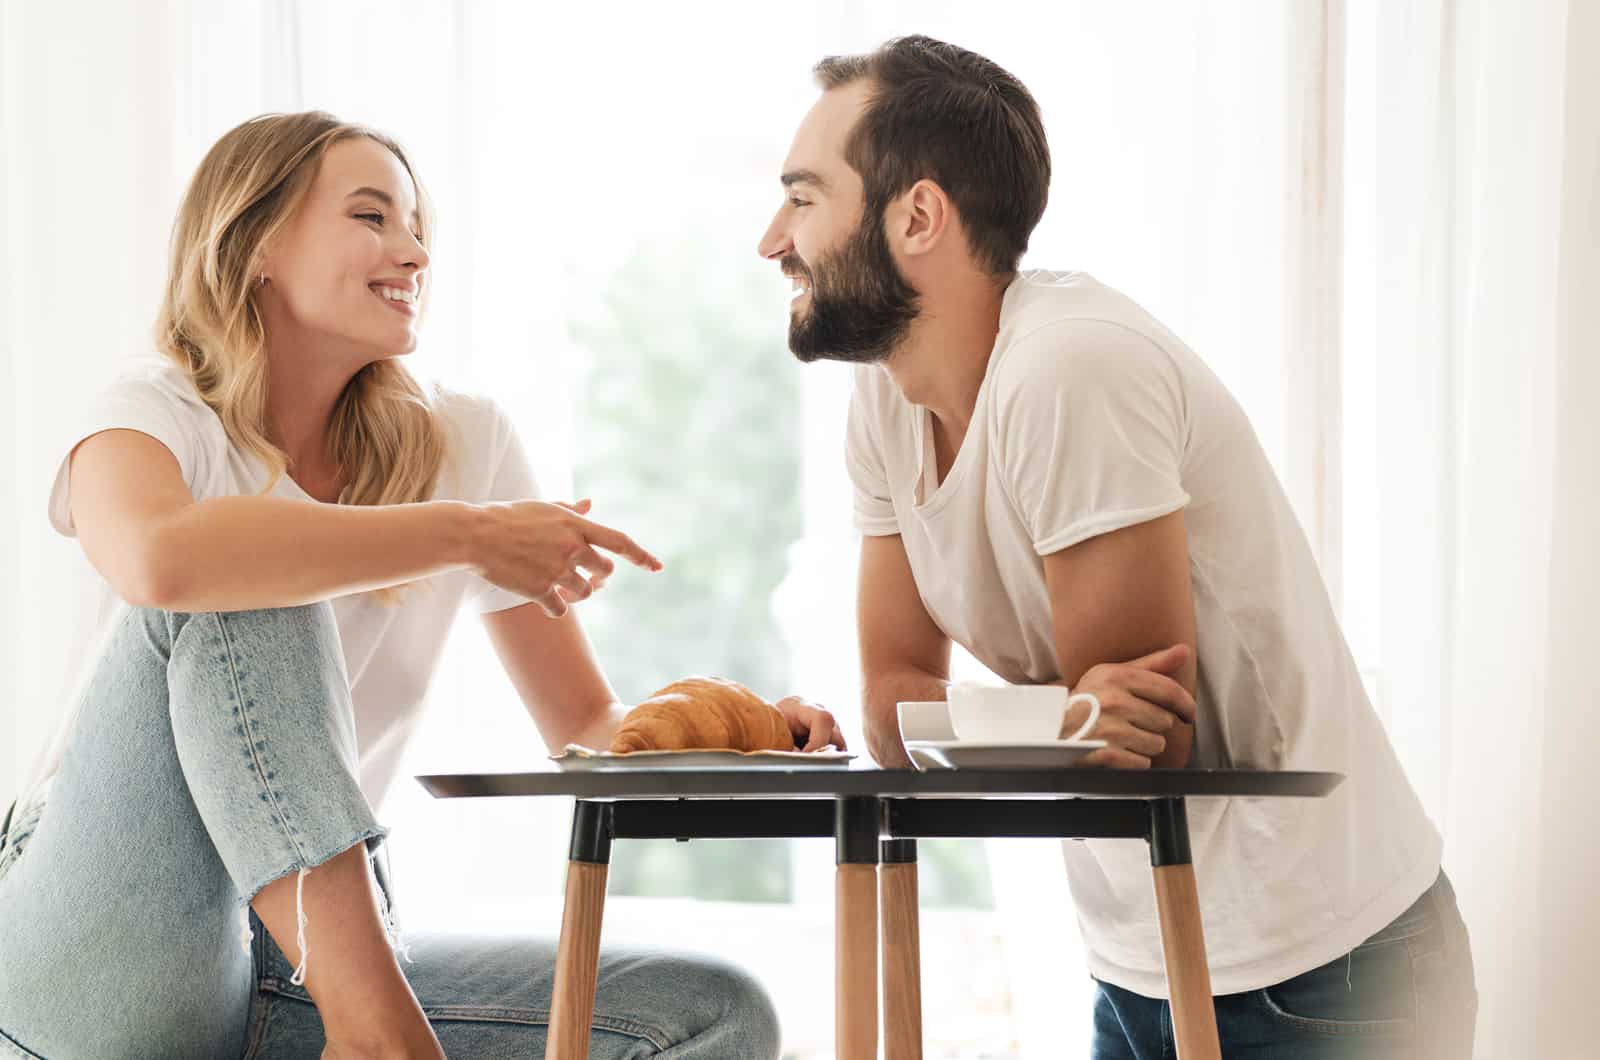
[785,210,920,365]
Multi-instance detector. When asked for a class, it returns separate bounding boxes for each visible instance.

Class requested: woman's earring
[257,274,268,288]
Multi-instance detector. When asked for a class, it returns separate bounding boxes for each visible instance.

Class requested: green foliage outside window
[570,231,801,902]
[569,226,993,910]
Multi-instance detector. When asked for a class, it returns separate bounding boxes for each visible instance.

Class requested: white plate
[903,738,1106,770]
[550,744,856,771]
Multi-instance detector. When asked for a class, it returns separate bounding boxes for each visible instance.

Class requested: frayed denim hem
[235,826,391,984]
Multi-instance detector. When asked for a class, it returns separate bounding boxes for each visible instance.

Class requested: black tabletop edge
[415,767,1343,800]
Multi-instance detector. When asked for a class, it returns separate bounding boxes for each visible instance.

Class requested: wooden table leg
[835,797,880,1060]
[1149,798,1221,1060]
[880,838,923,1060]
[546,801,613,1060]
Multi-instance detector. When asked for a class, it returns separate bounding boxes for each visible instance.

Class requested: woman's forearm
[145,494,480,612]
[564,701,631,753]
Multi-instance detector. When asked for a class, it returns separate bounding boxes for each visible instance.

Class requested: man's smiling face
[757,81,920,365]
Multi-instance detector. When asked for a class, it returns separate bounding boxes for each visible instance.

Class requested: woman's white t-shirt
[846,270,1442,998]
[21,355,536,815]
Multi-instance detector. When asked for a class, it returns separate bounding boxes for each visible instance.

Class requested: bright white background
[2,1,1596,1056]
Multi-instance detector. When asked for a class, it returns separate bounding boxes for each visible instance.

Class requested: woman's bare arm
[68,429,658,614]
[482,602,628,751]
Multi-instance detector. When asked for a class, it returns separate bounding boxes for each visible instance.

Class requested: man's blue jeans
[0,603,781,1058]
[1093,871,1477,1059]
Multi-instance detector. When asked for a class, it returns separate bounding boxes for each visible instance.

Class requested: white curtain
[1,0,227,802]
[7,1,1593,1056]
[1372,1,1600,1056]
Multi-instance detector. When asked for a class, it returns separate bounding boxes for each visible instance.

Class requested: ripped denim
[0,604,780,1059]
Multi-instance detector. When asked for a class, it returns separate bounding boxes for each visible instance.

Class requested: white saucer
[903,738,1106,771]
[905,745,949,772]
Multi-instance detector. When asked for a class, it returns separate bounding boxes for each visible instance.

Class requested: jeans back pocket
[1258,934,1417,1036]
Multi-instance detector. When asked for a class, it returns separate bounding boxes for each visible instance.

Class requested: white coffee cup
[946,684,1102,744]
[896,700,958,744]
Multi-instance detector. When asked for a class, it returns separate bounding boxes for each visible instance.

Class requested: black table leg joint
[880,837,917,864]
[835,796,881,865]
[569,800,614,864]
[1148,797,1192,867]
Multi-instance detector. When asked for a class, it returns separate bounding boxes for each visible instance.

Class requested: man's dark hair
[814,35,1050,277]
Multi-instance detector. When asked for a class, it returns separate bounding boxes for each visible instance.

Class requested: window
[0,3,1351,1055]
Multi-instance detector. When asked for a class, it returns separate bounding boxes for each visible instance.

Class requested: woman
[0,112,840,1058]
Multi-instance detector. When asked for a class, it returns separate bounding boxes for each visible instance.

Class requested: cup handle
[1062,692,1102,742]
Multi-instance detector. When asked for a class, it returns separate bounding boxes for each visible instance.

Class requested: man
[758,35,1477,1058]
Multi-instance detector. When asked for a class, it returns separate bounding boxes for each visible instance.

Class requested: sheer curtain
[1370,0,1599,1055]
[9,1,1588,1057]
[0,0,240,805]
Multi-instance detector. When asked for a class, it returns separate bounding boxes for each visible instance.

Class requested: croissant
[609,676,795,754]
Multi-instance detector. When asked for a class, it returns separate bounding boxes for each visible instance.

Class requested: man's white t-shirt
[846,270,1441,998]
[19,355,536,817]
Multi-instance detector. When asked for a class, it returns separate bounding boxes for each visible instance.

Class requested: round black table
[418,765,1342,1060]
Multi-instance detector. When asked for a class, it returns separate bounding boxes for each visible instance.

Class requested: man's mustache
[779,255,813,286]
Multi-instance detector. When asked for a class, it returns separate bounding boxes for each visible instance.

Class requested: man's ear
[892,179,952,259]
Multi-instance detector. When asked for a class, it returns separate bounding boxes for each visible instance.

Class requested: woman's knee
[162,601,377,899]
[165,601,355,746]
[164,601,341,660]
[135,601,346,703]
[671,955,783,1056]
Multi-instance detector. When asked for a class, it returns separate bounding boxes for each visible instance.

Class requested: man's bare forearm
[146,495,480,612]
[863,667,950,769]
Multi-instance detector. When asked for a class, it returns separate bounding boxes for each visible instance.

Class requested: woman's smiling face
[258,136,431,364]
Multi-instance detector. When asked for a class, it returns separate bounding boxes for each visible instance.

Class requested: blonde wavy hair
[156,111,449,603]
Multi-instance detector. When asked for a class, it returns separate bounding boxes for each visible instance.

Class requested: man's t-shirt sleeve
[463,401,543,614]
[845,372,900,536]
[994,320,1191,556]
